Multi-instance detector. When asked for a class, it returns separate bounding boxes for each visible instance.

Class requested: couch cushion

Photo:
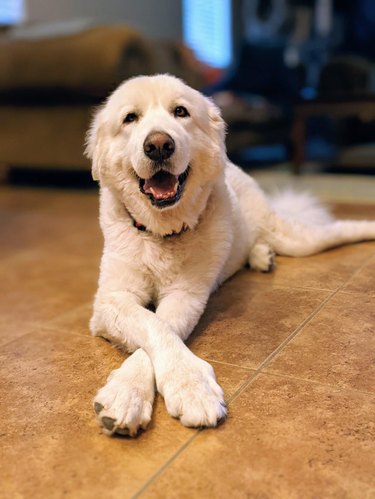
[0,25,155,97]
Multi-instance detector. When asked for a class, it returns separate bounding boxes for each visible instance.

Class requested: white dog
[86,74,375,436]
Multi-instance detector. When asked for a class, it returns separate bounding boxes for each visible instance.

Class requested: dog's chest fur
[99,184,239,301]
[136,234,192,286]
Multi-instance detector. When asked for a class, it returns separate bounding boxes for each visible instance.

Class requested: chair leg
[291,116,306,175]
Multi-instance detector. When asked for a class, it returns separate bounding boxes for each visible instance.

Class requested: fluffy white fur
[86,74,375,436]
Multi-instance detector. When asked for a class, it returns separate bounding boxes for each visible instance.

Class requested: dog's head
[86,75,226,213]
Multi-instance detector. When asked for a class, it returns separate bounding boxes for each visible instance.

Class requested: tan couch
[0,25,204,171]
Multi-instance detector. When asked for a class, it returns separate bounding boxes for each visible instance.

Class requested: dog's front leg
[153,291,227,428]
[91,290,162,437]
[92,290,226,431]
[93,348,154,436]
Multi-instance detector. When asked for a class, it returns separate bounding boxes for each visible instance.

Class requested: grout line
[339,251,375,288]
[0,302,94,348]
[200,358,255,371]
[144,252,375,499]
[132,431,201,499]
[338,290,375,297]
[245,281,338,293]
[340,253,375,290]
[227,250,375,406]
[2,194,372,496]
[221,271,363,294]
[0,317,57,347]
[225,289,339,405]
[259,370,375,398]
[133,252,375,496]
[0,325,95,349]
[131,363,258,498]
[133,290,337,497]
[48,301,93,322]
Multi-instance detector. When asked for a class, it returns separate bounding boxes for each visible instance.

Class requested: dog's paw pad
[93,379,154,437]
[101,416,116,432]
[94,402,104,415]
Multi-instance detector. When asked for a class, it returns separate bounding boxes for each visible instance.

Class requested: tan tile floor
[1,185,375,499]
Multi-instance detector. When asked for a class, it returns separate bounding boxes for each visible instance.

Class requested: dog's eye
[174,106,190,118]
[123,112,138,124]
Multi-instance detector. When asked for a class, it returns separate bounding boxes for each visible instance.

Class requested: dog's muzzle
[139,131,188,208]
[139,168,190,209]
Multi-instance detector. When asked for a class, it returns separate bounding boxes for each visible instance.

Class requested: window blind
[0,0,24,24]
[182,0,232,68]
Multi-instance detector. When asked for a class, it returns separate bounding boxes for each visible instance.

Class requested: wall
[25,0,182,39]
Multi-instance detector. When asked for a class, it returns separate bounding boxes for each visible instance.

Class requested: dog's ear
[85,106,106,181]
[205,97,226,148]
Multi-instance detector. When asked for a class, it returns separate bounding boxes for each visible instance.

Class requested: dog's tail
[267,190,375,257]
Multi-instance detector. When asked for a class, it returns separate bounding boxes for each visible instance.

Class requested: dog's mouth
[139,168,189,208]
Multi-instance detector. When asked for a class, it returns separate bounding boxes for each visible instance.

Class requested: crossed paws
[94,348,227,436]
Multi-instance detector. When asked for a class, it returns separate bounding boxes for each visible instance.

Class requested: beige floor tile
[332,203,375,220]
[47,303,94,336]
[0,192,101,259]
[342,254,375,296]
[2,184,375,499]
[0,251,98,345]
[246,242,375,291]
[1,329,251,499]
[141,374,375,499]
[46,273,329,371]
[189,271,330,368]
[265,292,375,393]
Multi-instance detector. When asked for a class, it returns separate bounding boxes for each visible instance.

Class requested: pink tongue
[144,171,178,199]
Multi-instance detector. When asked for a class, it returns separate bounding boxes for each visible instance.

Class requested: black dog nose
[143,132,175,162]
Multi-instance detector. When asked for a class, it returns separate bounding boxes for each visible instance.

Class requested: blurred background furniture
[207,0,375,172]
[0,23,204,172]
[292,94,375,174]
[0,0,374,178]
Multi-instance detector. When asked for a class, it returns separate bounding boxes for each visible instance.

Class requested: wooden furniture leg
[291,115,306,175]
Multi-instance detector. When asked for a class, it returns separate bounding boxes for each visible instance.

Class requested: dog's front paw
[94,367,154,437]
[249,243,276,273]
[156,353,227,428]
